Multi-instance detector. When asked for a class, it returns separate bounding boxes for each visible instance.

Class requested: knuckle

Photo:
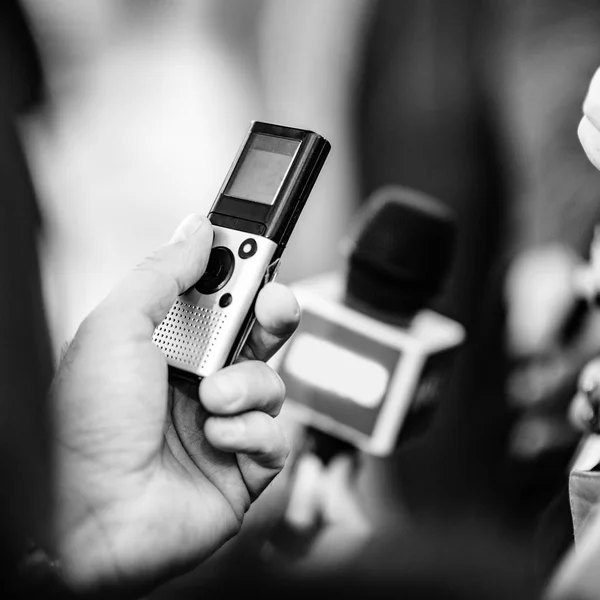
[264,366,286,415]
[267,427,290,472]
[211,372,247,408]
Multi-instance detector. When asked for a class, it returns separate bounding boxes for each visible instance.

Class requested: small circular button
[195,246,235,295]
[238,238,257,259]
[219,293,233,308]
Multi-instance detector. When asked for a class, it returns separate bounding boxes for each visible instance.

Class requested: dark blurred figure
[0,0,56,594]
[354,0,600,579]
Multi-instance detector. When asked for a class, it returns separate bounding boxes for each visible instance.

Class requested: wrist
[52,466,150,597]
[54,499,183,600]
[13,541,76,599]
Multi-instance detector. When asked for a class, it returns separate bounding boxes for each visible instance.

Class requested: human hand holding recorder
[51,214,300,596]
[48,121,329,597]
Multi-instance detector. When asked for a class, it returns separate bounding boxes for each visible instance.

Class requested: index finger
[238,282,300,363]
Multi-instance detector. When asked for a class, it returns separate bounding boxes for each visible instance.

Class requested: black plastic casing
[208,121,331,258]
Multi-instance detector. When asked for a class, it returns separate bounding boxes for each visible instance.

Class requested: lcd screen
[226,133,299,205]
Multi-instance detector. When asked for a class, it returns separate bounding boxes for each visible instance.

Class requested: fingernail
[169,214,205,244]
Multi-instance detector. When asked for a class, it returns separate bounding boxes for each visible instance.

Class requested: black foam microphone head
[344,186,457,322]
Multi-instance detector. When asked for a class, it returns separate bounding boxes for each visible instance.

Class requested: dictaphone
[153,121,330,380]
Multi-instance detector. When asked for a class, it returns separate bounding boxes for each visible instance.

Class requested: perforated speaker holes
[152,300,228,370]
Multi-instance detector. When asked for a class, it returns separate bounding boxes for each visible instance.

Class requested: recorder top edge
[207,121,330,249]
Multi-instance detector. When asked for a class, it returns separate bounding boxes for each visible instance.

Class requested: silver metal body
[153,225,278,378]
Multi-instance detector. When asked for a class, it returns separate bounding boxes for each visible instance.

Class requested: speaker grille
[153,300,227,371]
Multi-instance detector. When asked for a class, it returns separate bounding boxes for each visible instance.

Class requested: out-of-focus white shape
[20,0,262,353]
[504,243,582,358]
[283,332,389,409]
[571,434,600,473]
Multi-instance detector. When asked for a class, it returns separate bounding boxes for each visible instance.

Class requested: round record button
[194,246,235,295]
[238,238,257,259]
[219,293,233,308]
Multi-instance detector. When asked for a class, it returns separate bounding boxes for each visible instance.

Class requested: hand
[51,214,300,596]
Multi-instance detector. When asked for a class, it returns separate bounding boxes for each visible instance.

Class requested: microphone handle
[307,426,358,465]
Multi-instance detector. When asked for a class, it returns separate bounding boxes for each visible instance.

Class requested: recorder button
[219,293,233,308]
[194,246,235,295]
[238,238,257,259]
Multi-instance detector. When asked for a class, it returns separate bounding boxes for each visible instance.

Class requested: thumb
[101,214,213,331]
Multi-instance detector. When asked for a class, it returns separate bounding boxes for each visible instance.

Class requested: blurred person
[261,0,600,545]
[353,0,600,526]
[0,0,53,588]
[491,0,600,485]
[342,0,600,522]
[544,67,600,600]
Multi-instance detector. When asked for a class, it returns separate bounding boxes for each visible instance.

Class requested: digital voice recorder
[152,121,331,379]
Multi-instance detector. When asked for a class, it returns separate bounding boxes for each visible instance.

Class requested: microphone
[262,187,464,564]
[271,186,465,458]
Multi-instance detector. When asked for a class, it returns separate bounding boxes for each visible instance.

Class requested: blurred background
[12,0,600,597]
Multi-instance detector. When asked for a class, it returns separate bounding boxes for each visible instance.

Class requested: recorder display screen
[226,133,299,205]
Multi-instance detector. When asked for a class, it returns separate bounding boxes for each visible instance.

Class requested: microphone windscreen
[344,186,457,320]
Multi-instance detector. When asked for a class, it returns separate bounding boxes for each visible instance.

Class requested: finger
[100,214,214,331]
[204,411,290,498]
[200,360,286,417]
[238,282,300,363]
[583,67,600,130]
[578,116,600,172]
[568,391,596,432]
